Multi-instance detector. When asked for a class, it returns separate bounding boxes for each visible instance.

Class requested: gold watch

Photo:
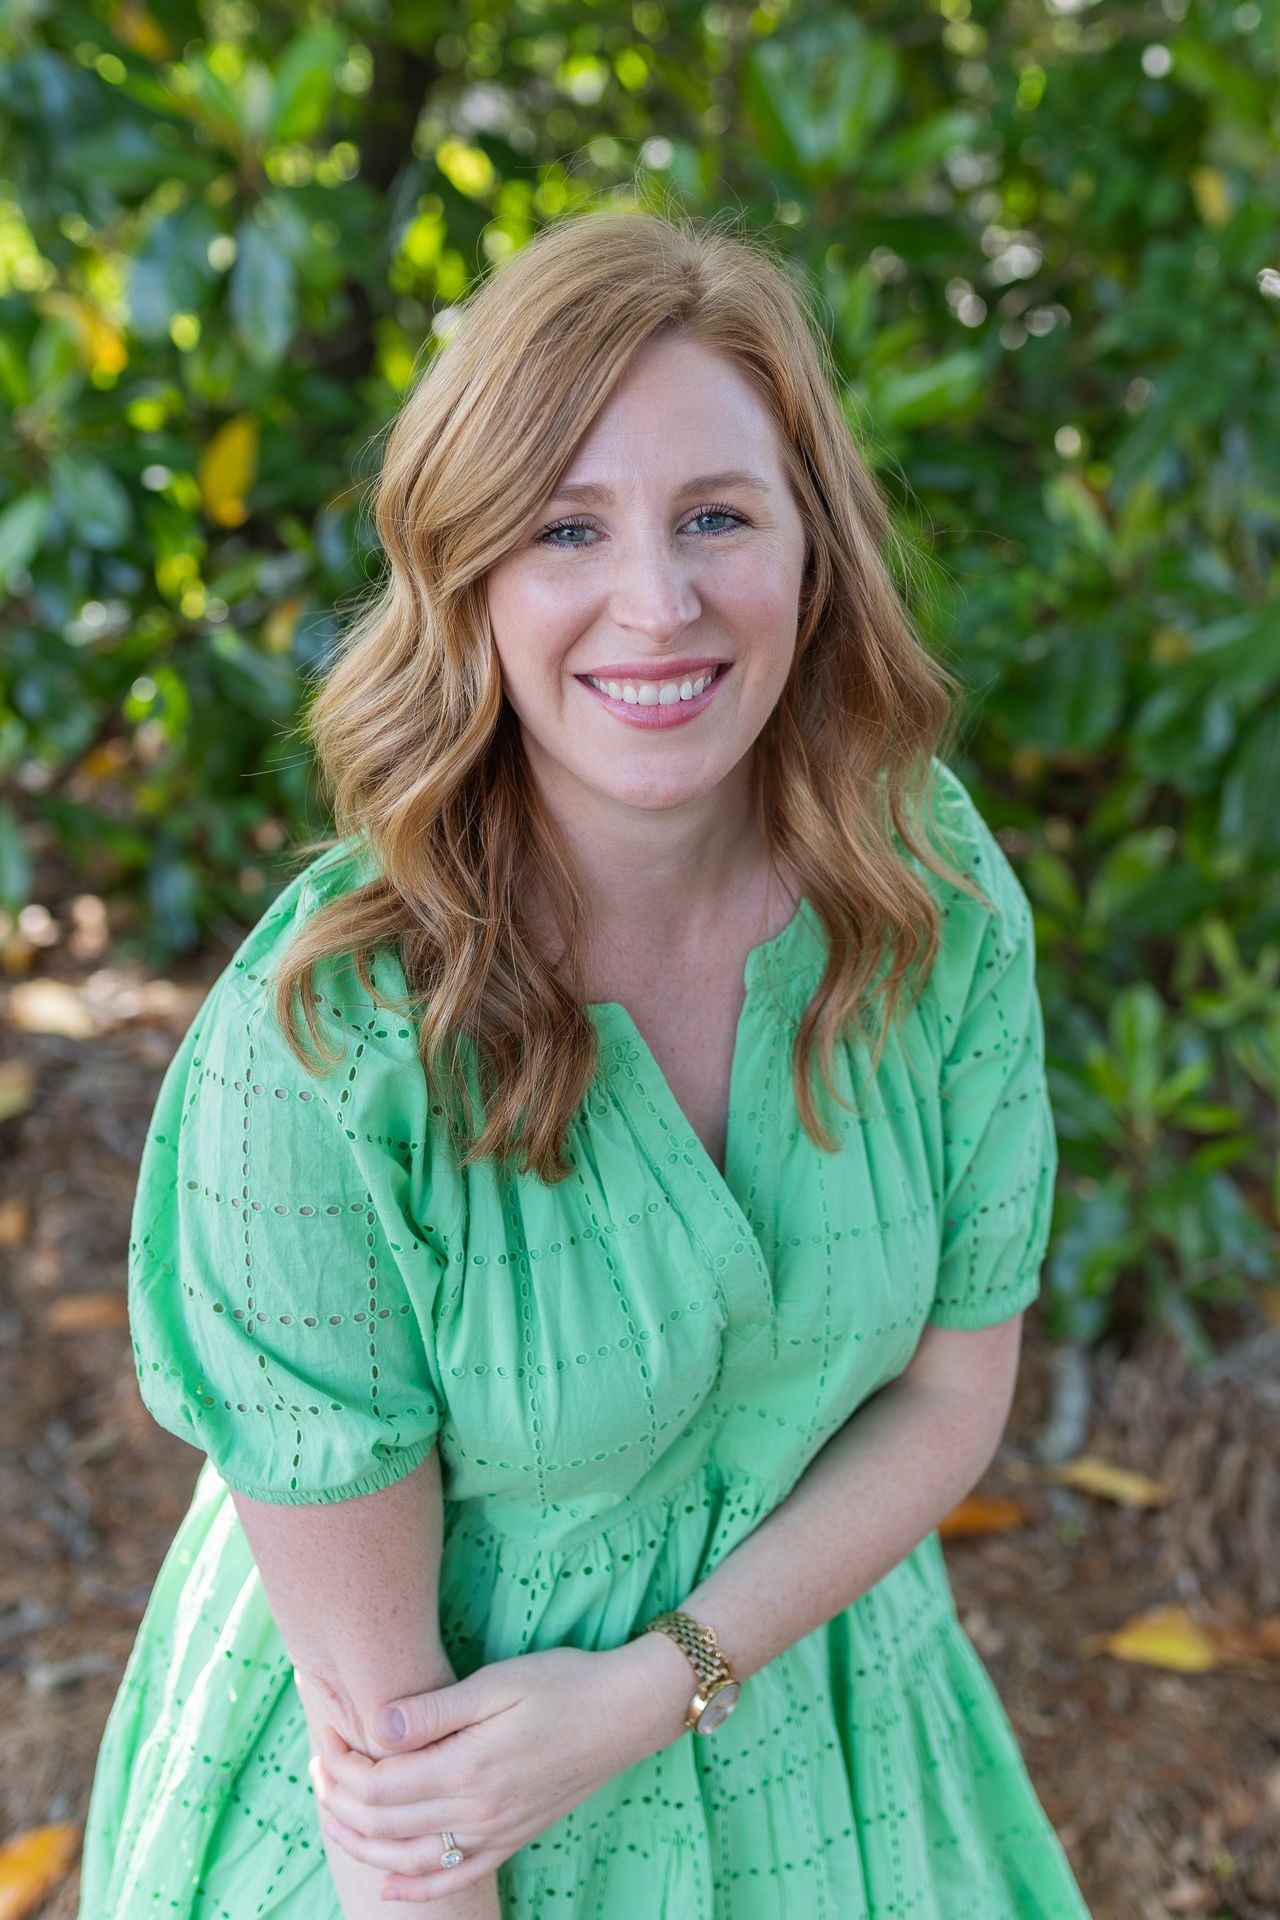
[639,1608,742,1735]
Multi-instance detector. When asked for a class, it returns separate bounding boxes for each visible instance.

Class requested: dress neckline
[584,892,819,1017]
[584,895,823,1298]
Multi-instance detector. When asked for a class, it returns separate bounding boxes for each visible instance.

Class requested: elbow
[294,1663,377,1756]
[924,1380,1016,1497]
[293,1659,458,1762]
[902,1313,1025,1444]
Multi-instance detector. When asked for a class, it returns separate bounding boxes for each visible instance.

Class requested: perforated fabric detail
[78,760,1088,1918]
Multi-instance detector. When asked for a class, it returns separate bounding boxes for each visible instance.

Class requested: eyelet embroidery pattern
[79,763,1089,1920]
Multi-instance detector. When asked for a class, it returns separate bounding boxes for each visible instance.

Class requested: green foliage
[0,0,1276,1353]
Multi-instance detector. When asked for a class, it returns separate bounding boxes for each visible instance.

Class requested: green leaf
[741,18,899,182]
[0,801,31,912]
[1011,624,1127,754]
[868,350,985,429]
[50,455,134,551]
[1217,708,1280,861]
[1109,983,1165,1113]
[127,202,223,339]
[0,492,51,589]
[271,25,346,142]
[62,119,216,193]
[229,218,298,369]
[859,107,982,185]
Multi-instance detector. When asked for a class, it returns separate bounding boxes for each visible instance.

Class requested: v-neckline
[586,897,821,1329]
[585,891,814,1022]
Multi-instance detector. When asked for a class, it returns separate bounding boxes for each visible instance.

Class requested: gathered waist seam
[445,1455,794,1556]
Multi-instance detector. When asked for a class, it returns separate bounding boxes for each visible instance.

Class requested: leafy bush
[1,0,1276,1351]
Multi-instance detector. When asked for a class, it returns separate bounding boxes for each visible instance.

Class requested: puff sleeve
[924,768,1059,1330]
[126,935,453,1505]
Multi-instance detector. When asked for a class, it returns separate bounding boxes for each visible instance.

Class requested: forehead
[550,337,787,493]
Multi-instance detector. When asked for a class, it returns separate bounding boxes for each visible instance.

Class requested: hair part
[269,199,992,1184]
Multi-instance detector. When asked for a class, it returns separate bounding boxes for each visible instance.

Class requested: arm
[619,1314,1027,1746]
[298,1319,1032,1893]
[230,1445,501,1920]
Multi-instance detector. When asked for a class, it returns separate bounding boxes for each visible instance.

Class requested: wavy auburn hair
[269,201,990,1184]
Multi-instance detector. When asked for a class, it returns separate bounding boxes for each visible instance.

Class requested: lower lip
[574,664,731,729]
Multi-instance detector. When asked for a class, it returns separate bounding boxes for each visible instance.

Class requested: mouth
[574,661,732,728]
[576,661,730,698]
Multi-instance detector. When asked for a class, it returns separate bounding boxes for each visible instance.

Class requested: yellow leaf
[78,739,132,782]
[0,1059,36,1122]
[1190,166,1232,228]
[0,1198,28,1246]
[0,931,37,978]
[1041,1454,1173,1508]
[31,291,127,376]
[0,1821,81,1920]
[435,138,496,199]
[263,593,305,654]
[938,1494,1030,1537]
[45,1293,129,1332]
[1150,625,1192,666]
[8,979,97,1040]
[84,308,128,376]
[1079,1603,1221,1672]
[199,416,259,528]
[109,0,171,62]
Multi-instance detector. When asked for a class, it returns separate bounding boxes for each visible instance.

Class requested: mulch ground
[2,883,1276,1920]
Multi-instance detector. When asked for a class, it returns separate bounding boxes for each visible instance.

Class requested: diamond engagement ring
[439,1830,465,1869]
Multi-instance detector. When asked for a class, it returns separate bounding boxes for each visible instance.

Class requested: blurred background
[0,2,1277,1915]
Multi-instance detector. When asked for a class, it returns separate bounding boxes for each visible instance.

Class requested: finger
[316,1813,482,1879]
[373,1668,495,1753]
[315,1776,446,1843]
[313,1735,377,1789]
[381,1843,509,1906]
[317,1740,433,1808]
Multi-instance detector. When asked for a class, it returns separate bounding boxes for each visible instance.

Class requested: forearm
[228,1458,501,1918]
[621,1374,1009,1748]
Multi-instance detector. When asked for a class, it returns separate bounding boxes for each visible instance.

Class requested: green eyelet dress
[77,758,1092,1919]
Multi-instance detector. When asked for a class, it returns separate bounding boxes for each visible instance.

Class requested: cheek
[714,552,800,632]
[488,580,579,711]
[713,575,800,690]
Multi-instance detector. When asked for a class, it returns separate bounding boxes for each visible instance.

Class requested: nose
[606,528,702,641]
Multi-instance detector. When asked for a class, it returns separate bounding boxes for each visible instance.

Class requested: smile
[574,663,731,729]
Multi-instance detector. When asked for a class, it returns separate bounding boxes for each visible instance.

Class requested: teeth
[585,667,721,704]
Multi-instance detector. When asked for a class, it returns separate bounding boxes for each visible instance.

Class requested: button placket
[588,1010,775,1331]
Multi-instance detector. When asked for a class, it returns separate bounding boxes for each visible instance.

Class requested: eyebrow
[546,469,774,506]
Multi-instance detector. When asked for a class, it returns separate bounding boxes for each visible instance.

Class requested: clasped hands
[308,1639,681,1905]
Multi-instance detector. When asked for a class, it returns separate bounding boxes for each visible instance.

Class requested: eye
[534,502,750,548]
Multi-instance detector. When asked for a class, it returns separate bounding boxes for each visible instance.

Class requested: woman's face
[484,334,809,821]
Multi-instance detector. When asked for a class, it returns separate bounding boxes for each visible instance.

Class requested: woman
[78,206,1092,1918]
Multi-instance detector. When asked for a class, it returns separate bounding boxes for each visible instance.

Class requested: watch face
[694,1680,740,1733]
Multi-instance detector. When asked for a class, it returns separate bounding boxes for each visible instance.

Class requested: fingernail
[377,1707,406,1740]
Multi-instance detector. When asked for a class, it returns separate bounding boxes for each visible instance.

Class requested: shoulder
[176,841,428,1134]
[212,838,378,1003]
[918,758,1032,922]
[905,758,1039,1040]
[898,755,1035,939]
[204,840,411,1044]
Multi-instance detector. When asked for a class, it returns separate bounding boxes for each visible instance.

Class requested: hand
[308,1638,687,1905]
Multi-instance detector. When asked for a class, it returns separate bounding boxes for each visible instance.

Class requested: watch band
[640,1608,741,1732]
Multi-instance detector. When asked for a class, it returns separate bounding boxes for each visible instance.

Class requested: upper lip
[577,658,729,681]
